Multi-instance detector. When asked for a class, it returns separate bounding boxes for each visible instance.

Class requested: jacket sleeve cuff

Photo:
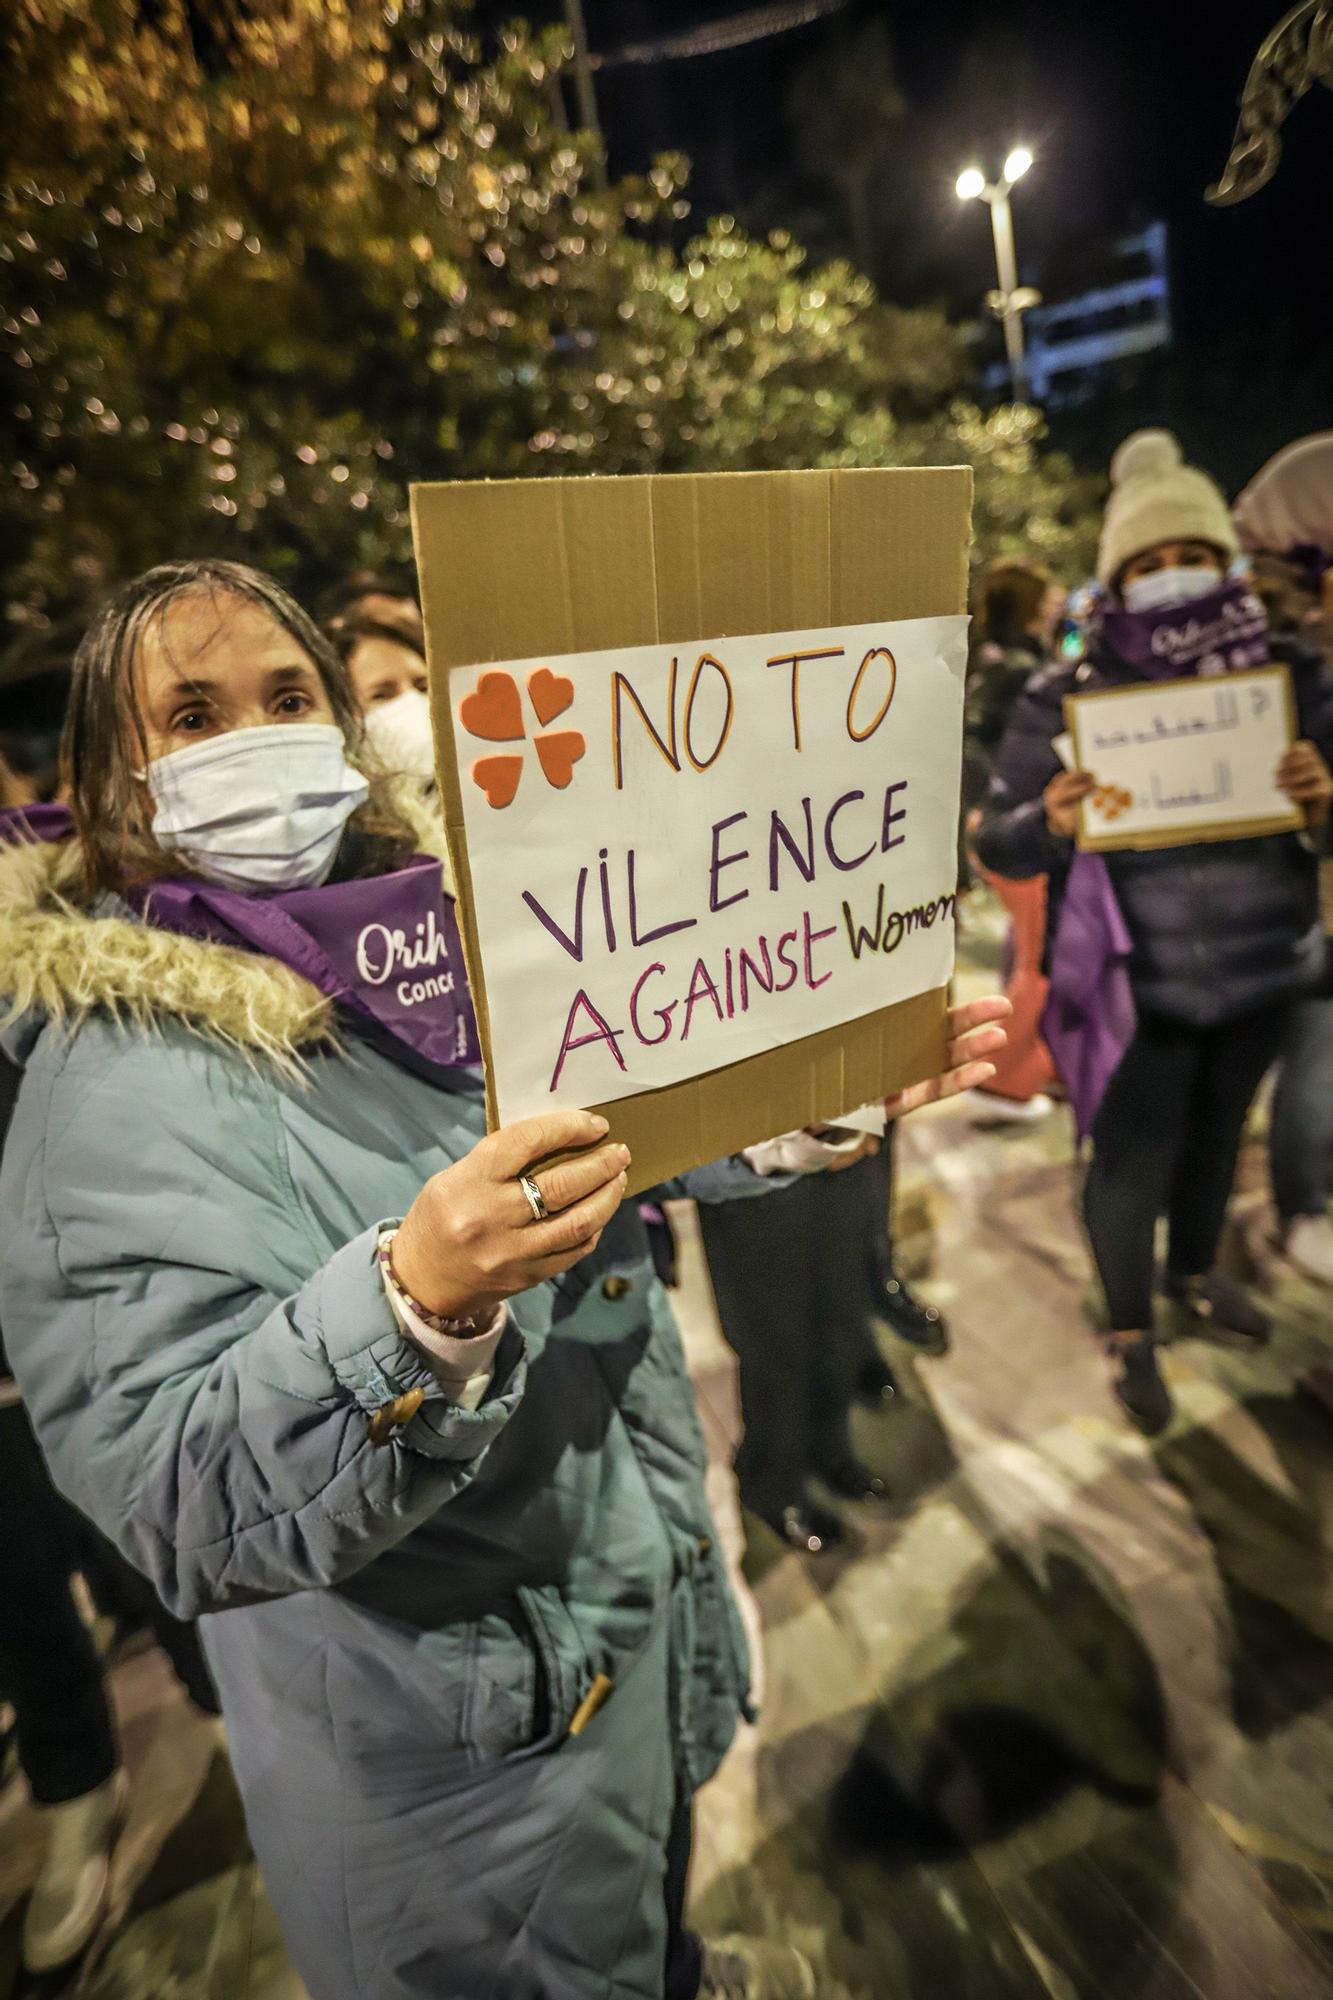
[979,796,1065,879]
[305,1227,527,1462]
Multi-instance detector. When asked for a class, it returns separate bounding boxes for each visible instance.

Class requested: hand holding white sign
[1277,739,1333,823]
[1044,768,1096,839]
[1067,668,1303,852]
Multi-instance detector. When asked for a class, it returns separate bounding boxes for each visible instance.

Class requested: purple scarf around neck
[1089,577,1271,682]
[0,802,481,1077]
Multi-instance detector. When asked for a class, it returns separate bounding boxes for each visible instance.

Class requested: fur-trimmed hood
[0,785,453,1071]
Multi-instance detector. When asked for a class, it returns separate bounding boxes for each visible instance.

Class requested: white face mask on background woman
[146,722,369,893]
[362,687,436,782]
[1121,566,1223,615]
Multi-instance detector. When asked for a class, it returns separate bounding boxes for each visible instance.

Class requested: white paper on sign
[1068,667,1299,851]
[453,615,968,1124]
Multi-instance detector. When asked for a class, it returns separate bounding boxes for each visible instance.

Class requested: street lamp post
[956,148,1041,403]
[562,0,607,188]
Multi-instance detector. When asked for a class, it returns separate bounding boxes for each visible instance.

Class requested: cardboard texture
[412,467,972,1193]
[1066,665,1301,854]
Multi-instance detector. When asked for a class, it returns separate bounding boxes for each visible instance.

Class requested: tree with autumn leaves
[0,0,1097,640]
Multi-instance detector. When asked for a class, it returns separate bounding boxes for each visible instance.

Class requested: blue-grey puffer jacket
[0,816,772,2000]
[973,638,1333,1025]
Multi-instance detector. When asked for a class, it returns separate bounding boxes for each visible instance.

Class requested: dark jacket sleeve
[1282,640,1333,761]
[1275,639,1333,855]
[972,661,1076,881]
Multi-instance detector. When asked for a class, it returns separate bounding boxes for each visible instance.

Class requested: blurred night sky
[492,0,1333,484]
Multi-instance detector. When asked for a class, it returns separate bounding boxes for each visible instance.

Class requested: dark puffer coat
[973,638,1333,1025]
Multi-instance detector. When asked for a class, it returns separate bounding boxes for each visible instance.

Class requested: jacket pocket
[460,1607,542,1763]
[513,1583,593,1754]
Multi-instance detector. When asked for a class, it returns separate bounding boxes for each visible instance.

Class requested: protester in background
[701,1113,951,1558]
[1235,434,1333,1288]
[961,559,1061,1126]
[976,431,1333,1434]
[330,611,436,782]
[962,560,1064,819]
[0,627,73,805]
[2,1035,125,1978]
[318,565,425,647]
[0,559,1006,2000]
[0,750,31,810]
[700,1139,893,1558]
[1,992,218,1976]
[0,1346,126,1975]
[1234,431,1333,669]
[863,1129,950,1358]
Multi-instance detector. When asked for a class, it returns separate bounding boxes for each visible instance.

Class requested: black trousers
[664,1796,703,1999]
[0,1404,118,1805]
[1084,1003,1292,1332]
[699,1153,886,1518]
[78,1526,221,1717]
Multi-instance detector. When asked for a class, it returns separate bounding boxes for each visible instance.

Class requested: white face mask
[146,723,369,893]
[1122,565,1222,614]
[362,688,436,782]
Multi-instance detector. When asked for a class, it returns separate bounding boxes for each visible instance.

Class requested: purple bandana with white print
[1091,578,1271,682]
[0,802,480,1075]
[133,859,483,1073]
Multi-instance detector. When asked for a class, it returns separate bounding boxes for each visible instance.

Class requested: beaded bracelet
[377,1228,493,1340]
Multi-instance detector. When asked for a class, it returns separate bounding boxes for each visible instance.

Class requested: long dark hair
[63,558,416,897]
[977,559,1052,649]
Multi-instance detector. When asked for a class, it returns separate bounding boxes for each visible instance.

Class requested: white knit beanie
[1096,429,1238,586]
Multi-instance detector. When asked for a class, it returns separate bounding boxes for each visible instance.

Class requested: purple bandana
[0,801,75,843]
[0,803,480,1076]
[132,862,481,1074]
[1091,579,1271,683]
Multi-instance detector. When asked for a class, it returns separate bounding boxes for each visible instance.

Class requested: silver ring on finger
[518,1172,550,1225]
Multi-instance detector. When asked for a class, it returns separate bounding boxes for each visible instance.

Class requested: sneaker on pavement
[23,1768,128,1973]
[964,1089,1055,1127]
[1286,1215,1333,1288]
[700,1936,817,1999]
[1110,1336,1173,1435]
[1164,1269,1270,1345]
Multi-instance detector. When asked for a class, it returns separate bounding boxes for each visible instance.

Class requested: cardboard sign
[412,467,972,1192]
[1067,667,1301,853]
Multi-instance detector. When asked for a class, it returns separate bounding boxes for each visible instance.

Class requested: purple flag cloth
[0,802,480,1075]
[1041,852,1137,1141]
[131,862,482,1073]
[0,801,75,843]
[1089,579,1270,683]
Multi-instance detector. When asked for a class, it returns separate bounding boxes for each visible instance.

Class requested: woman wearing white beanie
[975,430,1333,1433]
[1095,429,1240,592]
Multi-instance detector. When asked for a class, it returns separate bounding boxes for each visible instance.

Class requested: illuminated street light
[954,151,1042,401]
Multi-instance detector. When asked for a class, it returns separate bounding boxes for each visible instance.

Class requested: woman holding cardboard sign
[0,559,1006,2000]
[976,431,1333,1436]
